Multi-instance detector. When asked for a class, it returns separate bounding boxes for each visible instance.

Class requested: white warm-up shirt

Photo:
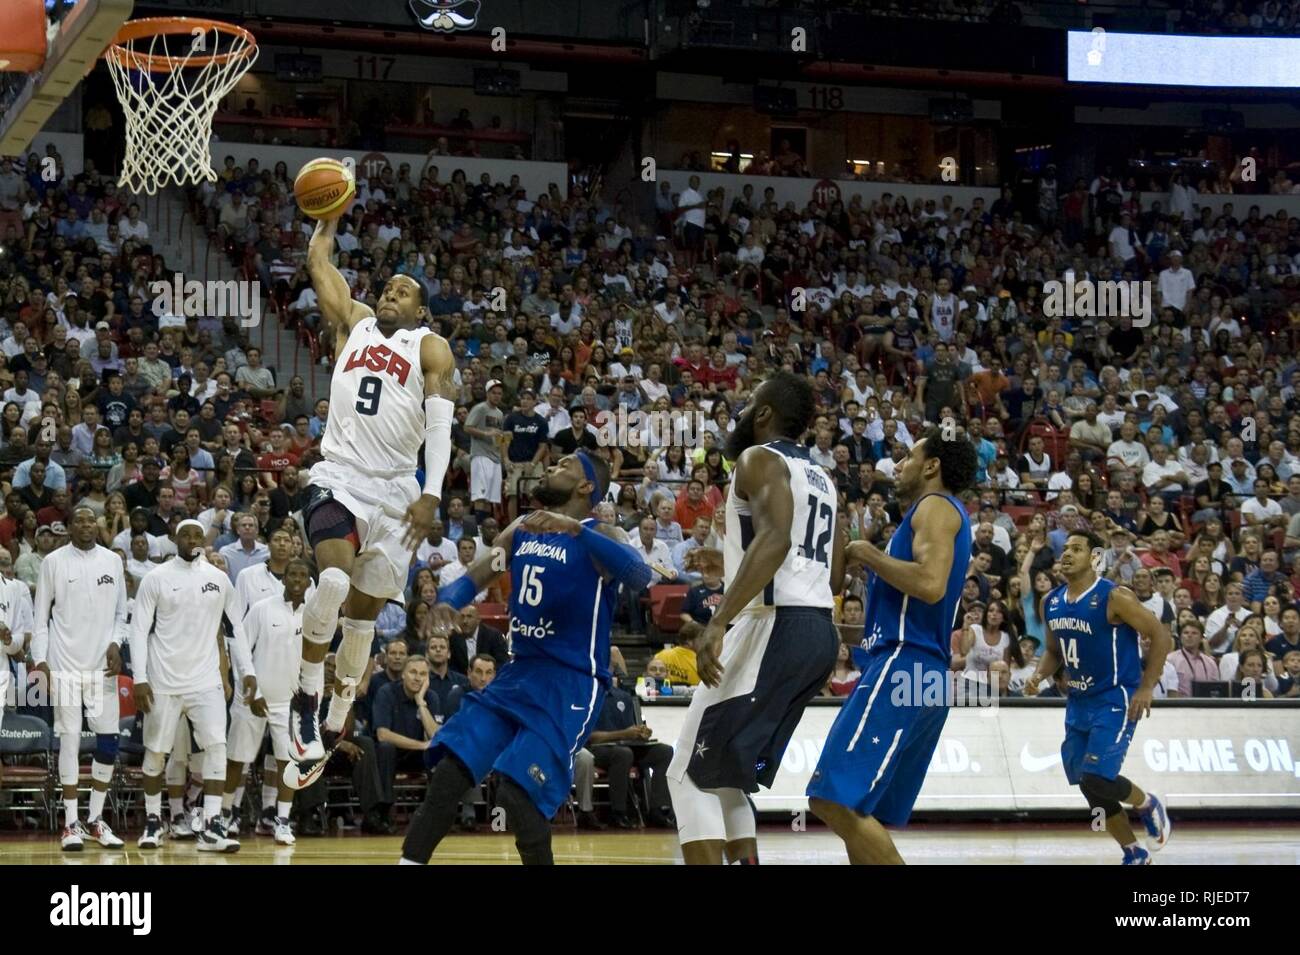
[130,555,253,694]
[31,543,126,673]
[235,561,315,619]
[244,595,303,707]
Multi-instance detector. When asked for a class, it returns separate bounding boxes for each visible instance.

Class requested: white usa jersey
[724,440,835,610]
[321,317,432,474]
[931,293,957,342]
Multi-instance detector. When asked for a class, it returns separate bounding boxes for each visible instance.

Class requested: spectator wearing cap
[123,456,164,511]
[463,379,506,525]
[80,321,118,362]
[1100,527,1144,584]
[501,389,548,522]
[16,521,64,591]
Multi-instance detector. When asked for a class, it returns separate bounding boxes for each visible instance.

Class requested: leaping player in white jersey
[286,214,458,789]
[667,371,846,864]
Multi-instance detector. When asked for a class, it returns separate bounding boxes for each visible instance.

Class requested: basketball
[293,158,355,220]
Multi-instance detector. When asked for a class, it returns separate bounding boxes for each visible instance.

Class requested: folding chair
[0,712,54,830]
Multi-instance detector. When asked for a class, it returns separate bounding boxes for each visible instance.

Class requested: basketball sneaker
[273,817,296,846]
[288,689,325,763]
[86,818,125,849]
[1122,845,1152,865]
[138,814,164,849]
[255,806,276,835]
[197,817,240,853]
[1138,794,1171,852]
[60,820,86,852]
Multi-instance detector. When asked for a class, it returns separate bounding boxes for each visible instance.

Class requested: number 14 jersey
[724,440,835,611]
[321,317,431,475]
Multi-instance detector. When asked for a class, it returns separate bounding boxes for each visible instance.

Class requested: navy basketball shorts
[1061,685,1138,786]
[667,606,839,792]
[808,644,949,827]
[424,658,605,818]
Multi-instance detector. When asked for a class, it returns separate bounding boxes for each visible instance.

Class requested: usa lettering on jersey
[341,343,413,386]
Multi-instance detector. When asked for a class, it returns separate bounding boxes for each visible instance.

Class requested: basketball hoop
[103,18,258,195]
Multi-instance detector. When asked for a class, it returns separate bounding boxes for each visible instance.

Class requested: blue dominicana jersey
[859,493,971,666]
[507,517,618,681]
[1044,576,1142,698]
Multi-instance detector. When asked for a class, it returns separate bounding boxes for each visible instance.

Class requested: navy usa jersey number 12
[802,494,833,564]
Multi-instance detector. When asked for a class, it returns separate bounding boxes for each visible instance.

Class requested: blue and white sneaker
[1138,794,1171,852]
[1122,845,1152,865]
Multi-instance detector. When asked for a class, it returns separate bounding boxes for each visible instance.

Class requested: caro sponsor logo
[509,617,555,641]
[50,885,152,936]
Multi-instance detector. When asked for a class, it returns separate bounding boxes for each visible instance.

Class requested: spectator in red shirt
[702,349,738,393]
[0,492,26,554]
[1139,529,1183,578]
[674,478,715,531]
[256,426,300,488]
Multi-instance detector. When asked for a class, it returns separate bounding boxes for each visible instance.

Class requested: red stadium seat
[649,584,689,636]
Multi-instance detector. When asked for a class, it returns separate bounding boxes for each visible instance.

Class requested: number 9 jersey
[321,317,432,474]
[724,440,836,610]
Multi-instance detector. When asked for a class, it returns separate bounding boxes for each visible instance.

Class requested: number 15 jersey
[321,317,431,475]
[724,440,835,611]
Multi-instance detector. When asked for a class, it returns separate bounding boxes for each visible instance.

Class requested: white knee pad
[667,772,727,845]
[142,750,166,777]
[58,736,80,786]
[718,788,757,842]
[303,567,350,646]
[203,744,227,781]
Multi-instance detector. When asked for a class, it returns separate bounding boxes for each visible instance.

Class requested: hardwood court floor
[2,822,1298,864]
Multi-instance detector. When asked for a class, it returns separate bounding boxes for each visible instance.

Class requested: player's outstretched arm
[434,518,523,611]
[404,334,460,551]
[845,495,960,605]
[308,216,369,352]
[1109,585,1172,720]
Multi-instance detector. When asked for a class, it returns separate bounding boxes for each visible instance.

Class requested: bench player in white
[230,526,313,833]
[287,214,457,789]
[0,549,32,725]
[221,558,312,845]
[30,506,126,851]
[666,372,846,865]
[130,521,258,852]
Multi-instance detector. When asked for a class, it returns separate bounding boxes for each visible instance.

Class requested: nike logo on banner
[1019,744,1063,773]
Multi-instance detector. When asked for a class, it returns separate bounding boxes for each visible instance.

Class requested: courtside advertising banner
[643,701,1300,813]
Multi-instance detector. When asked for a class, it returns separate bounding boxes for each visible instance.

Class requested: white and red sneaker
[60,820,86,852]
[86,817,125,849]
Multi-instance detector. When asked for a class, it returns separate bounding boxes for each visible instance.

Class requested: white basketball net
[105,24,258,195]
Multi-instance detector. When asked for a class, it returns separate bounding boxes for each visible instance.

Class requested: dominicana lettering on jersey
[514,540,569,564]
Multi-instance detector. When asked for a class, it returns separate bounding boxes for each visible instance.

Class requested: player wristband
[439,575,478,610]
[423,395,455,496]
